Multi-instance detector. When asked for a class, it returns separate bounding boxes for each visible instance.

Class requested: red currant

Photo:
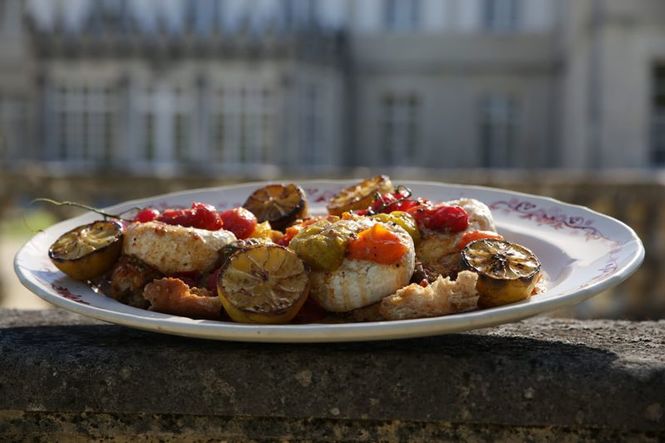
[157,209,189,226]
[370,189,424,214]
[157,202,224,231]
[135,208,160,223]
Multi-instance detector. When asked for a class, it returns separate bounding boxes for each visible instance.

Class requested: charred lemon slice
[48,220,123,281]
[327,175,394,216]
[218,238,271,269]
[217,243,309,324]
[243,184,307,232]
[461,239,541,308]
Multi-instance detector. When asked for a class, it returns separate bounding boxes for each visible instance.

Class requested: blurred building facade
[0,0,664,174]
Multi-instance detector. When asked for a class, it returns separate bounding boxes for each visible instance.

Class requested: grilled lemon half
[48,220,124,281]
[242,183,307,231]
[327,175,394,216]
[461,239,541,308]
[217,243,309,324]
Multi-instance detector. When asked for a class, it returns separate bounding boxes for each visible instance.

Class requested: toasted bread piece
[379,271,479,320]
[143,277,222,320]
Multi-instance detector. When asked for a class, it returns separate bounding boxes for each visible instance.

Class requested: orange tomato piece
[347,224,408,265]
[276,217,326,246]
[277,225,302,246]
[457,230,504,250]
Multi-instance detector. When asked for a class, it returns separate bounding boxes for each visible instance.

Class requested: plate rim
[13,179,645,343]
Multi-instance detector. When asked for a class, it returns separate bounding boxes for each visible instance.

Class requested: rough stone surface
[0,309,664,441]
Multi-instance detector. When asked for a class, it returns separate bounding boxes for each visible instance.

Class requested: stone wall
[2,168,662,319]
[1,310,663,441]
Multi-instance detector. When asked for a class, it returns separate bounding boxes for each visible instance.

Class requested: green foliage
[0,210,59,239]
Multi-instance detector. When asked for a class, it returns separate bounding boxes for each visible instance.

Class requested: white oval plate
[14,180,644,343]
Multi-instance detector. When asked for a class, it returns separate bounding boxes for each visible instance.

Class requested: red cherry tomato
[191,202,224,231]
[392,199,421,212]
[156,209,189,226]
[406,203,434,223]
[422,205,469,233]
[219,207,257,239]
[135,208,160,223]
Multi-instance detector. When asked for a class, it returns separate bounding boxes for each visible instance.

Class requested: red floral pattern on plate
[304,187,339,204]
[51,283,90,305]
[490,199,605,241]
[489,198,627,292]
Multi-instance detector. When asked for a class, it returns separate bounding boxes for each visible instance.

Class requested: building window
[479,95,520,168]
[174,113,187,161]
[211,88,239,163]
[143,113,155,161]
[482,0,520,32]
[211,91,227,162]
[384,0,420,31]
[211,84,274,166]
[103,105,114,161]
[302,84,322,165]
[89,87,116,163]
[302,0,318,27]
[173,87,193,162]
[137,87,159,163]
[51,84,117,164]
[380,93,420,165]
[651,64,665,166]
[259,89,274,163]
[0,95,29,161]
[282,0,318,29]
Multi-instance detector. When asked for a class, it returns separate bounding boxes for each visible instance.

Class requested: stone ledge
[0,309,663,441]
[1,411,663,442]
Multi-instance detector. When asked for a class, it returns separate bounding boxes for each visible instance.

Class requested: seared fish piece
[308,221,415,312]
[123,221,236,275]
